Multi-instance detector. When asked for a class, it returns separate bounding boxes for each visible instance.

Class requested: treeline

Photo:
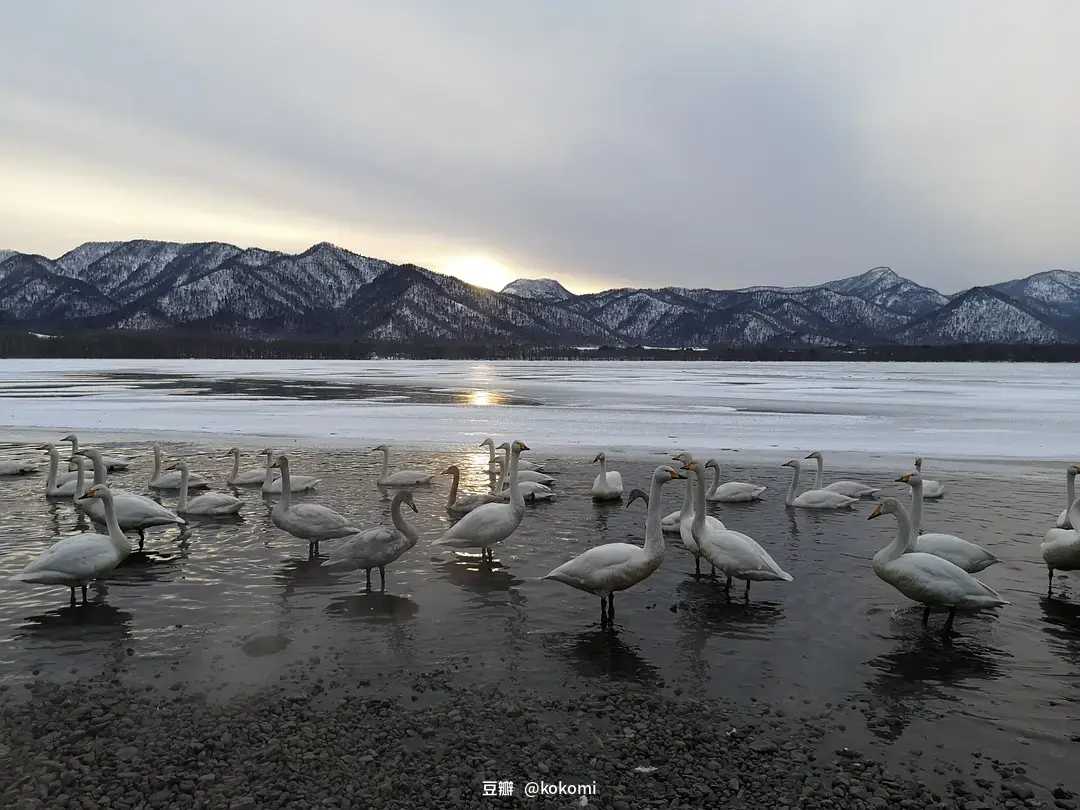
[3,329,1080,362]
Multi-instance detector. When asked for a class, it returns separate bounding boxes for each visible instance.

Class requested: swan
[544,465,683,624]
[1043,496,1080,596]
[492,443,554,486]
[0,456,37,475]
[682,459,792,598]
[13,484,131,606]
[704,458,766,502]
[1056,464,1079,529]
[269,454,360,555]
[75,449,185,548]
[61,434,129,471]
[373,445,434,487]
[481,437,544,473]
[897,471,997,573]
[433,440,529,561]
[325,490,420,590]
[913,457,945,499]
[590,451,623,501]
[868,498,1008,633]
[259,448,320,493]
[805,451,879,498]
[40,444,84,497]
[168,461,242,516]
[490,456,554,502]
[224,447,275,486]
[662,452,724,563]
[149,444,209,490]
[782,459,857,509]
[443,464,497,514]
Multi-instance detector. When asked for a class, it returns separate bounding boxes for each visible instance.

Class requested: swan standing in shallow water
[224,447,275,486]
[682,459,792,598]
[868,498,1007,633]
[61,434,129,471]
[490,457,553,502]
[443,464,497,514]
[149,445,208,490]
[704,458,766,502]
[325,490,420,590]
[898,472,997,573]
[13,484,130,606]
[260,448,319,493]
[40,444,84,497]
[434,440,529,561]
[481,437,544,473]
[544,465,683,624]
[805,450,879,498]
[374,445,433,487]
[782,459,857,509]
[269,455,360,556]
[657,453,724,574]
[168,461,242,516]
[1043,495,1080,596]
[914,457,945,499]
[1056,464,1078,529]
[590,452,623,501]
[76,450,185,549]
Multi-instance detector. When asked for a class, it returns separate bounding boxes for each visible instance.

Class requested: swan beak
[671,470,687,480]
[166,463,179,471]
[519,442,530,451]
[868,504,884,520]
[407,499,418,513]
[591,454,601,463]
[440,467,453,475]
[36,444,50,451]
[895,473,912,483]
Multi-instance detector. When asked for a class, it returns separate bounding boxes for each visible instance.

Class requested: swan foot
[379,566,386,592]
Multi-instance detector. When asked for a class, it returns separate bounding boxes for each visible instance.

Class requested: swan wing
[883,553,1006,606]
[794,489,857,509]
[290,503,353,533]
[329,527,400,567]
[914,533,997,572]
[435,502,520,546]
[710,482,766,502]
[825,480,879,497]
[698,526,791,580]
[544,543,646,592]
[17,535,120,582]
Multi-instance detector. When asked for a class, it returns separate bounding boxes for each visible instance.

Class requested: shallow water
[0,442,1077,790]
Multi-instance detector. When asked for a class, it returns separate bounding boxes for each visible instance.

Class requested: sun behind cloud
[439,255,515,291]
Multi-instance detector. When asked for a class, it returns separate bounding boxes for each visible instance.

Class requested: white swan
[269,454,360,555]
[434,440,529,561]
[662,452,724,559]
[224,447,275,486]
[168,461,242,516]
[443,464,497,514]
[481,437,544,473]
[490,456,554,502]
[493,442,554,486]
[149,444,209,490]
[40,444,83,497]
[325,490,420,590]
[1043,496,1080,596]
[75,449,185,548]
[1056,464,1079,529]
[805,450,879,498]
[704,458,766,502]
[259,448,320,493]
[913,457,945,499]
[782,459,857,509]
[544,465,683,624]
[0,455,37,475]
[61,434,129,471]
[682,459,792,598]
[590,451,623,501]
[373,445,433,487]
[13,484,131,605]
[897,471,997,573]
[868,498,1007,633]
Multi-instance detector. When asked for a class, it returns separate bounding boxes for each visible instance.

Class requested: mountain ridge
[1,241,1077,347]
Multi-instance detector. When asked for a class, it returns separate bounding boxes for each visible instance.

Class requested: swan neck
[391,493,420,542]
[446,469,460,506]
[69,435,79,454]
[643,476,666,557]
[1068,469,1076,512]
[813,456,823,489]
[279,461,292,508]
[598,455,608,478]
[178,467,189,511]
[262,453,273,486]
[1068,497,1080,530]
[75,464,86,499]
[691,468,706,532]
[101,495,128,556]
[230,453,240,480]
[91,454,106,485]
[883,503,914,560]
[46,448,58,489]
[152,446,162,479]
[709,465,720,495]
[508,448,524,510]
[909,479,923,536]
[678,476,692,518]
[380,449,390,479]
[785,464,800,505]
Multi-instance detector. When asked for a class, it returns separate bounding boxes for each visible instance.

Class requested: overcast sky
[2,3,1078,293]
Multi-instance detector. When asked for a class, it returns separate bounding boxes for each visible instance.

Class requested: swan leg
[600,596,608,625]
[710,564,716,579]
[943,608,956,635]
[1048,567,1055,597]
[138,528,145,552]
[743,580,750,602]
[607,593,615,621]
[81,583,88,605]
[365,568,371,591]
[922,606,930,627]
[69,586,76,607]
[379,566,386,592]
[694,556,701,579]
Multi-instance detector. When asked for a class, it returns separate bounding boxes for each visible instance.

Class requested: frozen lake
[1,359,1078,462]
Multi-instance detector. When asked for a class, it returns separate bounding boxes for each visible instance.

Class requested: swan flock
[6,435,1064,637]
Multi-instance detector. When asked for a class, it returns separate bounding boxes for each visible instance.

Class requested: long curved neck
[152,446,162,479]
[90,454,107,485]
[380,449,390,479]
[69,435,80,454]
[446,469,460,506]
[1067,470,1076,514]
[494,460,507,492]
[484,442,495,462]
[46,448,58,489]
[678,476,693,519]
[262,453,274,486]
[1069,497,1080,531]
[691,468,707,533]
[178,468,189,510]
[598,455,608,479]
[100,495,129,556]
[883,504,914,561]
[279,461,292,508]
[813,456,823,489]
[507,448,524,511]
[230,452,240,480]
[909,480,924,535]
[75,463,87,499]
[391,494,419,543]
[708,465,720,496]
[785,464,801,505]
[643,476,666,558]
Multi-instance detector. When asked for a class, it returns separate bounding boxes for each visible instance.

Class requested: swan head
[1068,464,1080,476]
[804,450,822,460]
[867,498,900,520]
[70,456,87,469]
[223,447,240,458]
[258,448,274,456]
[671,451,693,465]
[441,465,460,476]
[78,448,103,460]
[654,464,686,483]
[166,460,189,472]
[398,491,419,513]
[270,454,289,470]
[914,457,923,470]
[781,458,801,469]
[82,484,113,501]
[35,443,53,452]
[896,471,921,485]
[479,438,495,449]
[704,458,719,471]
[512,440,529,454]
[371,444,389,453]
[626,487,649,508]
[60,433,76,443]
[592,452,606,464]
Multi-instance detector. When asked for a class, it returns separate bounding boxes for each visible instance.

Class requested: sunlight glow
[439,255,515,291]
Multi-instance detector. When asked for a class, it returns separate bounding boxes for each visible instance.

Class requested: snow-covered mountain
[0,240,1076,347]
